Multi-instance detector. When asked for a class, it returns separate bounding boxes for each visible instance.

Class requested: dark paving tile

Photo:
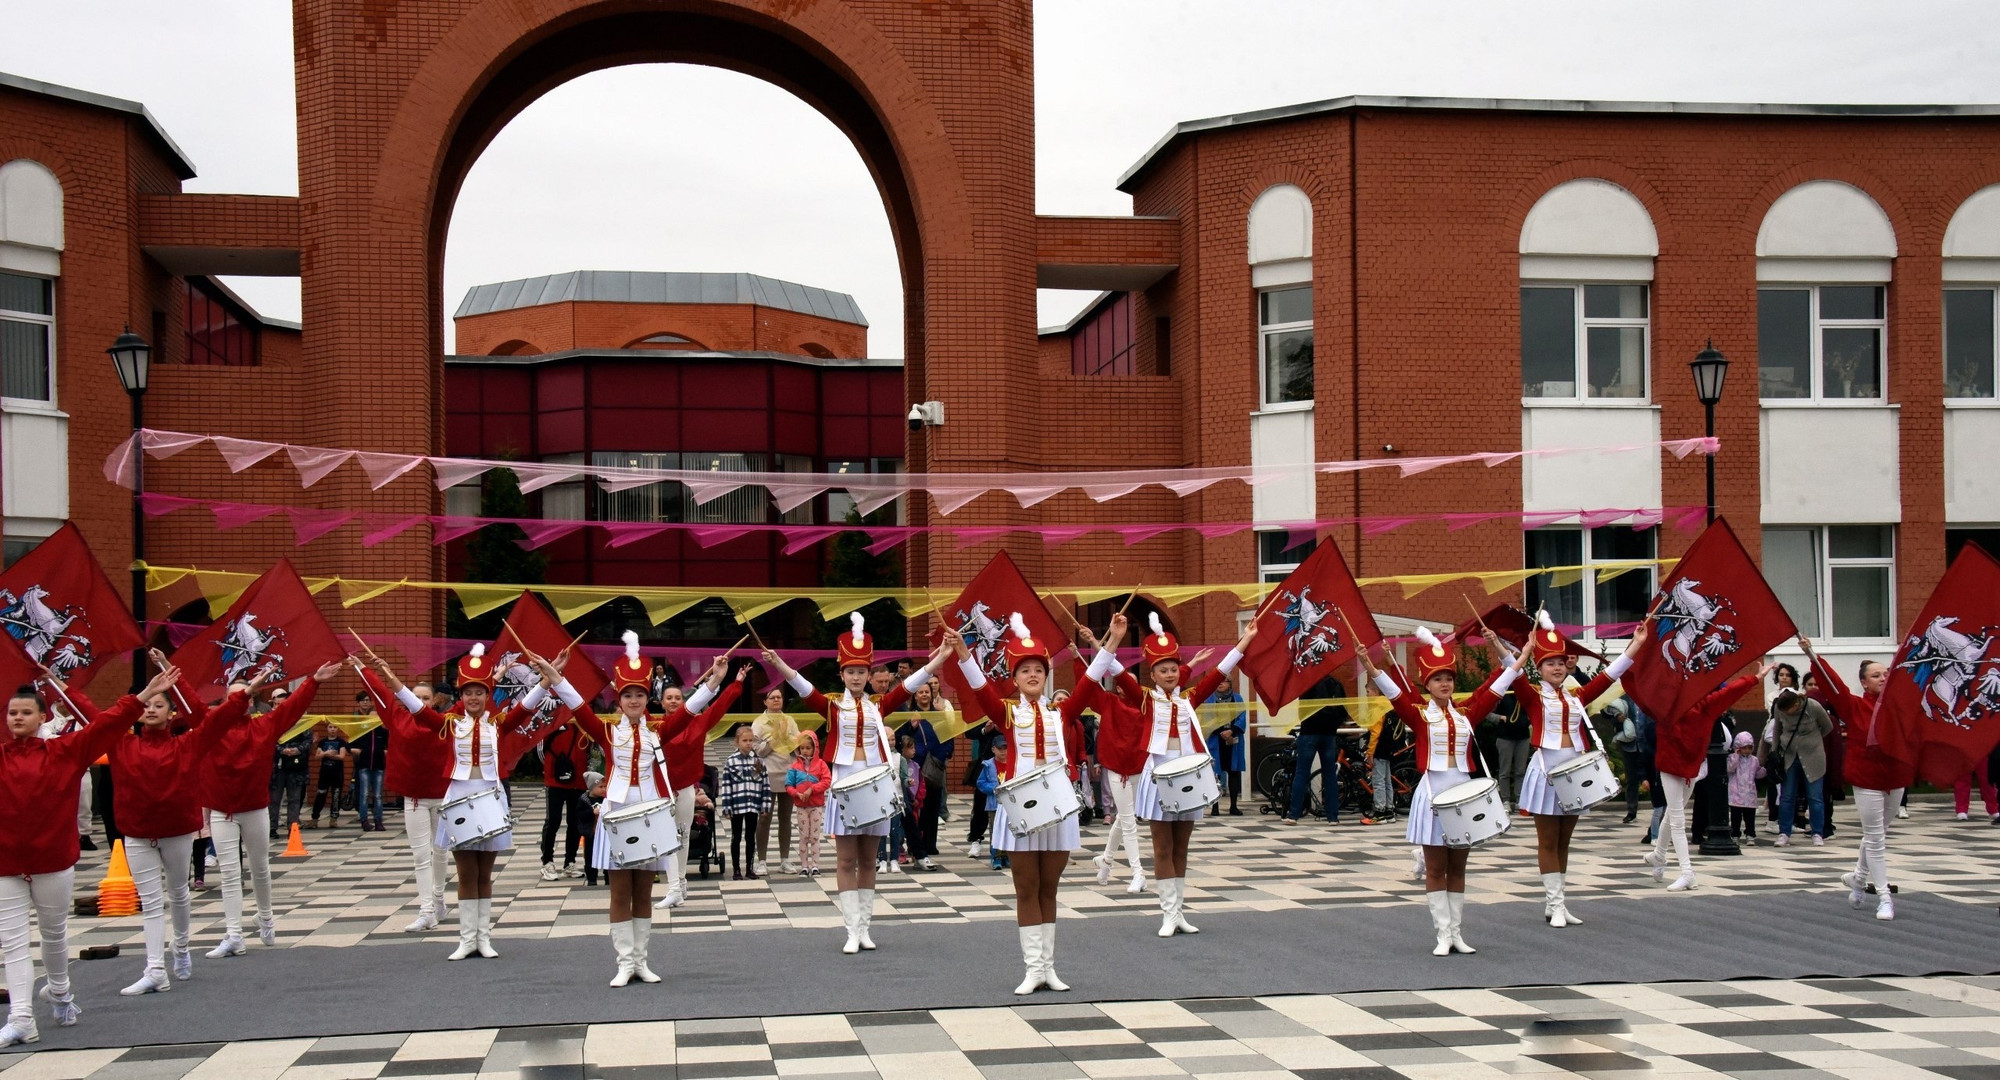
[1680,1051,1816,1072]
[383,1059,485,1077]
[1331,1032,1438,1051]
[1525,1018,1631,1036]
[847,1010,936,1027]
[1526,1051,1652,1071]
[1496,986,1592,1001]
[1028,1016,1122,1032]
[1359,1003,1456,1019]
[966,1048,1071,1067]
[1689,1018,1873,1037]
[1815,1002,1925,1019]
[520,1066,587,1080]
[673,1063,775,1080]
[1293,1071,1407,1080]
[1423,1027,1517,1047]
[1130,1025,1232,1042]
[1062,1043,1163,1061]
[769,1040,866,1059]
[496,1024,589,1043]
[115,1044,228,1061]
[676,1031,767,1048]
[1182,997,1271,1013]
[293,1047,403,1066]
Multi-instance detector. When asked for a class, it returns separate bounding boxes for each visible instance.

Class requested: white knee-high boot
[1013,925,1044,995]
[1040,922,1069,991]
[1543,873,1568,929]
[1156,878,1180,937]
[631,917,661,983]
[1427,892,1452,956]
[1447,892,1475,954]
[608,921,635,987]
[475,898,499,958]
[447,900,478,961]
[839,891,861,955]
[856,889,877,950]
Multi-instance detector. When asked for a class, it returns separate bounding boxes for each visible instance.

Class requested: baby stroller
[690,766,724,878]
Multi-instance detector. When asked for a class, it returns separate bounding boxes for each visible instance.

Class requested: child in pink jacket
[785,731,832,877]
[1727,731,1767,842]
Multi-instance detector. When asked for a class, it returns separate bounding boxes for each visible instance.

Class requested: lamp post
[1688,340,1739,855]
[108,327,151,692]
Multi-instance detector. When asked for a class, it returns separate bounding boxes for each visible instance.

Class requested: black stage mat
[16,889,2000,1052]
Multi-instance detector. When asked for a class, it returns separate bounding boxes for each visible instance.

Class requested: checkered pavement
[5,977,1999,1078]
[54,792,2000,953]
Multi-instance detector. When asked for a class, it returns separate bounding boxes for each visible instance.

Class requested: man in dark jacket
[1284,675,1349,825]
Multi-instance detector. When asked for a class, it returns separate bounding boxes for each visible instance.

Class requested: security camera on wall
[907,401,944,430]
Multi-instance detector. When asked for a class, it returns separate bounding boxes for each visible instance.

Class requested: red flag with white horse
[1621,517,1795,726]
[1877,542,2000,786]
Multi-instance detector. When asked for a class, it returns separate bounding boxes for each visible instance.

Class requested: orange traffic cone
[279,822,311,858]
[96,840,139,917]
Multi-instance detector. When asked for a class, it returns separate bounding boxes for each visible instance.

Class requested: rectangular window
[777,454,815,525]
[591,451,769,525]
[1761,525,1896,641]
[182,278,259,367]
[1945,287,1997,398]
[1070,293,1135,376]
[0,271,54,402]
[1258,286,1313,407]
[826,459,870,523]
[1524,525,1658,629]
[539,453,586,520]
[1757,286,1886,401]
[1256,530,1314,584]
[1521,284,1649,401]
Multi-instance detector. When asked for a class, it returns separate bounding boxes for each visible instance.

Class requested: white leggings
[77,772,92,835]
[126,833,195,972]
[0,870,74,1025]
[670,786,697,887]
[1651,773,1694,874]
[1853,787,1901,894]
[208,807,273,937]
[404,798,449,914]
[1100,771,1141,869]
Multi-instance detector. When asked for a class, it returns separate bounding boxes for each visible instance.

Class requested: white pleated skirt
[1518,746,1584,817]
[1404,768,1472,847]
[1134,751,1207,823]
[991,805,1081,852]
[590,790,677,872]
[434,777,512,852]
[825,760,892,838]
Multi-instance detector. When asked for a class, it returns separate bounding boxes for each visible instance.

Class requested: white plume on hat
[1009,612,1031,641]
[469,643,486,659]
[849,611,865,647]
[1414,625,1443,654]
[1149,612,1164,636]
[1537,610,1555,632]
[622,629,641,663]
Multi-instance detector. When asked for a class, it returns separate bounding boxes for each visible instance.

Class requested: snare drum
[995,763,1081,836]
[1547,750,1621,813]
[438,785,509,848]
[601,797,682,867]
[830,763,901,828]
[1152,753,1220,814]
[1432,777,1509,848]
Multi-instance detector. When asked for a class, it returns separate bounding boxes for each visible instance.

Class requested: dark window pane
[1258,531,1315,567]
[1522,287,1576,397]
[1830,565,1891,638]
[1758,289,1812,398]
[1583,284,1646,319]
[0,272,51,315]
[1820,285,1883,320]
[1948,528,2000,564]
[0,318,50,400]
[1264,327,1313,404]
[1259,286,1312,327]
[1525,529,1585,627]
[1762,527,1821,637]
[1585,326,1646,399]
[1828,525,1891,559]
[1944,289,1996,397]
[1591,526,1657,626]
[1821,326,1881,398]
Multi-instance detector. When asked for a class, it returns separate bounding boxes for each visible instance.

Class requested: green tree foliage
[445,467,547,643]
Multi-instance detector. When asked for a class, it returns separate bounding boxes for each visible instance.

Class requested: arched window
[1944,184,2000,399]
[1248,185,1313,407]
[796,341,835,359]
[488,339,542,356]
[1519,179,1657,402]
[1756,182,1896,401]
[0,160,64,404]
[626,332,705,350]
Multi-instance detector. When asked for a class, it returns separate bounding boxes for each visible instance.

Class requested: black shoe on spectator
[79,835,97,851]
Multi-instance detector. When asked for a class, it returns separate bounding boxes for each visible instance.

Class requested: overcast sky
[6,1,1998,356]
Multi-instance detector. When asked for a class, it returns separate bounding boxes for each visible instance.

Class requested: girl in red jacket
[191,663,326,959]
[786,731,832,876]
[1080,629,1148,895]
[1088,612,1257,940]
[354,663,456,932]
[1,671,170,1047]
[652,659,747,911]
[1805,636,1913,920]
[1512,613,1649,928]
[1358,627,1526,957]
[1644,662,1771,893]
[950,618,1111,995]
[531,636,743,987]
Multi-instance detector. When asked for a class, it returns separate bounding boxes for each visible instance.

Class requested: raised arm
[46,666,175,769]
[762,648,831,716]
[1577,621,1647,705]
[258,665,336,741]
[1461,643,1530,722]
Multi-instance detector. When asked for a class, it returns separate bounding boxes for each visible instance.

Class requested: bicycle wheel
[1253,751,1290,801]
[1264,764,1295,815]
[1391,760,1422,811]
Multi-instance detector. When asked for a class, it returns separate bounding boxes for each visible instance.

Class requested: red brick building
[6,3,2000,690]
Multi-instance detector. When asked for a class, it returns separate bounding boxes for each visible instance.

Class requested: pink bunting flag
[515,521,586,550]
[1118,525,1178,546]
[1671,506,1710,530]
[211,437,284,473]
[140,431,208,459]
[929,487,988,515]
[1443,511,1506,532]
[1361,516,1420,536]
[429,517,487,544]
[951,526,1012,550]
[359,514,425,548]
[603,523,675,549]
[687,525,756,549]
[1521,511,1575,529]
[778,526,843,555]
[1161,477,1224,497]
[864,529,911,555]
[1011,485,1067,509]
[1579,508,1630,528]
[429,459,492,491]
[1630,507,1666,529]
[356,452,423,489]
[285,508,355,545]
[1038,526,1094,547]
[138,493,201,516]
[286,445,355,488]
[209,503,285,531]
[1195,522,1251,539]
[104,433,140,489]
[1082,483,1144,503]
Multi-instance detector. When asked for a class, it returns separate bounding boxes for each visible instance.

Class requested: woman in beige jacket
[752,685,803,875]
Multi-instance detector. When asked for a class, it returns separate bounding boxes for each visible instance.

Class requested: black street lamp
[1690,340,1729,525]
[108,327,151,692]
[1688,339,1739,856]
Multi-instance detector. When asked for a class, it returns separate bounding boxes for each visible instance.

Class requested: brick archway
[294,0,1038,637]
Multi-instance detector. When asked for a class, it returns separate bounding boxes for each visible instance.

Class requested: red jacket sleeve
[1114,669,1144,708]
[171,675,211,729]
[359,668,420,740]
[55,687,144,773]
[1690,675,1759,726]
[970,679,1009,726]
[256,678,321,743]
[1185,667,1226,709]
[1459,662,1521,726]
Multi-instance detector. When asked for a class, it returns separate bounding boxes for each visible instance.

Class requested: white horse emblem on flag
[952,600,1010,680]
[1653,578,1740,675]
[1280,586,1342,670]
[1898,615,2000,730]
[0,584,94,680]
[220,612,289,684]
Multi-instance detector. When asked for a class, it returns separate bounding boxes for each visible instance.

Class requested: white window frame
[1524,525,1659,630]
[1520,282,1652,404]
[1256,529,1311,584]
[1944,285,1998,401]
[1763,525,1898,643]
[0,271,56,407]
[1256,286,1314,411]
[1758,284,1889,404]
